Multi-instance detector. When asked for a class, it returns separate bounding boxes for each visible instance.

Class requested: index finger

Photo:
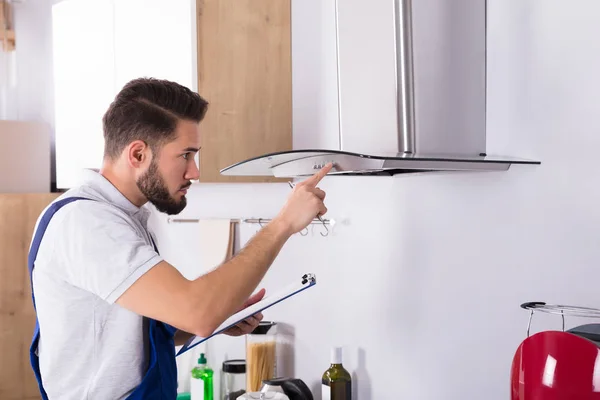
[303,163,333,187]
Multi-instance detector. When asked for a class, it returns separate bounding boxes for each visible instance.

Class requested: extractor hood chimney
[220,0,540,178]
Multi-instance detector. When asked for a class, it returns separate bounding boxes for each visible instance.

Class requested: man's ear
[127,140,150,168]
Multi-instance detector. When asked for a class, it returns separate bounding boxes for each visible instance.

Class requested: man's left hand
[221,288,266,337]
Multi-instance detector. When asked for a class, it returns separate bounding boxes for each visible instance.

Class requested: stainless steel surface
[394,0,416,154]
[219,0,541,178]
[334,0,398,154]
[521,302,600,337]
[333,0,343,151]
[411,0,487,155]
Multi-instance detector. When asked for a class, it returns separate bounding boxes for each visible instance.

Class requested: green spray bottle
[191,353,213,400]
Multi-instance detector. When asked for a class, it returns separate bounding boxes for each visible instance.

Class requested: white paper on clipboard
[176,273,317,357]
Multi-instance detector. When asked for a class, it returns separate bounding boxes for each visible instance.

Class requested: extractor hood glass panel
[219,149,541,177]
[219,151,340,176]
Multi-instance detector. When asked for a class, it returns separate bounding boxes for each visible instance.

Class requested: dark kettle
[261,377,314,400]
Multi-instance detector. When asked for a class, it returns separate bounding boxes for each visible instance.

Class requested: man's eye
[182,153,190,160]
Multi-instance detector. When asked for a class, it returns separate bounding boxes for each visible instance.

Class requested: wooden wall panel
[0,194,59,400]
[196,0,292,183]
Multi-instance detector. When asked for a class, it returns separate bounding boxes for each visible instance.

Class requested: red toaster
[511,302,600,400]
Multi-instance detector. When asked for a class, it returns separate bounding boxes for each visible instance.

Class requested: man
[29,77,332,399]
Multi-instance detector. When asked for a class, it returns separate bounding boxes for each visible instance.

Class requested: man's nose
[185,157,200,181]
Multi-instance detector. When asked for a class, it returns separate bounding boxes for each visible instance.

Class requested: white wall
[8,0,57,124]
[151,1,600,399]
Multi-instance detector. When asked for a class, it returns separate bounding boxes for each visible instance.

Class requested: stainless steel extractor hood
[220,0,540,178]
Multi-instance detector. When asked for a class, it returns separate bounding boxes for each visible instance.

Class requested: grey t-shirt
[31,169,164,399]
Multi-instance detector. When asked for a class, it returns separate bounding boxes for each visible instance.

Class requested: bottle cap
[198,353,207,365]
[250,321,277,335]
[330,346,343,364]
[222,359,246,373]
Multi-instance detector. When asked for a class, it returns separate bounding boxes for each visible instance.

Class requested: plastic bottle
[191,353,214,400]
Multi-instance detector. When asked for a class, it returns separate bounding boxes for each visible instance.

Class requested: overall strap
[28,196,94,400]
[28,196,93,310]
[125,230,179,399]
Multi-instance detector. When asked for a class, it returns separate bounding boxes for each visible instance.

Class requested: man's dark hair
[102,77,208,160]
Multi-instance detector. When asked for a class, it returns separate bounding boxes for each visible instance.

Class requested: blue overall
[28,197,178,400]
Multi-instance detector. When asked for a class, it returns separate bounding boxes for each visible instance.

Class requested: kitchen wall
[6,0,58,124]
[152,1,600,399]
[10,0,600,399]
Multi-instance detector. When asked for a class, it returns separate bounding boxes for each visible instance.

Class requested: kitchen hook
[318,215,329,236]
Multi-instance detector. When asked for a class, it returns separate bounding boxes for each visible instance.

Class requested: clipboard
[176,273,317,356]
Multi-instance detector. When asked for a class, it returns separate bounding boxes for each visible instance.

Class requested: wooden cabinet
[196,0,292,183]
[0,194,59,399]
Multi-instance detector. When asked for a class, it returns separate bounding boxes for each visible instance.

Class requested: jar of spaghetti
[245,321,278,392]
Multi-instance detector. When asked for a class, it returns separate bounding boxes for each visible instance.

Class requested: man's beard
[137,160,189,215]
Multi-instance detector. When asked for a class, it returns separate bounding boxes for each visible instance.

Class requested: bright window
[52,0,195,189]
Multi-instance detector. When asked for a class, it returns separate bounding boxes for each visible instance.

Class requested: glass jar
[245,321,278,392]
[221,359,246,400]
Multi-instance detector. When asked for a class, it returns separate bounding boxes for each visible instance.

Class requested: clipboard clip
[302,273,316,285]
